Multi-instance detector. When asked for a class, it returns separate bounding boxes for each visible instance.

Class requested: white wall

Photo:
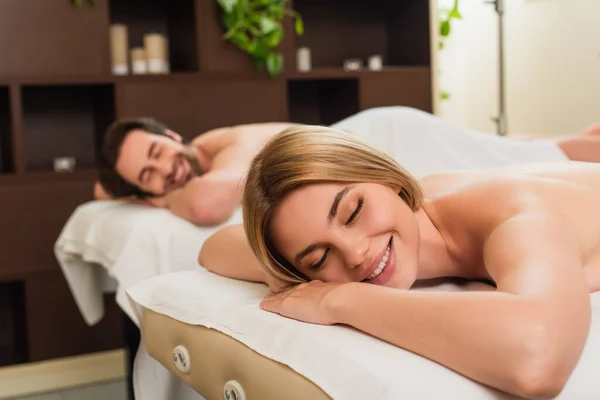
[436,0,600,136]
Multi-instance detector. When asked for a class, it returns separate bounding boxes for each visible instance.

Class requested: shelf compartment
[0,86,12,173]
[22,85,115,173]
[291,0,431,70]
[0,282,27,367]
[109,0,198,73]
[288,78,359,126]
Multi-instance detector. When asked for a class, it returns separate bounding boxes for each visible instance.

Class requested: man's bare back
[421,161,600,293]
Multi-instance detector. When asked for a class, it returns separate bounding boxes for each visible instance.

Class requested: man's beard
[180,146,205,178]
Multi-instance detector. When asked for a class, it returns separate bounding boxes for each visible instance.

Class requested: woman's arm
[198,224,290,292]
[262,213,592,399]
[199,224,265,282]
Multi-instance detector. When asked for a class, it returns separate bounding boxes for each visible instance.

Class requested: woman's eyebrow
[328,185,353,222]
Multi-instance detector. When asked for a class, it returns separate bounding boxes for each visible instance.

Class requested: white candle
[144,33,169,74]
[131,47,147,74]
[368,55,383,71]
[296,47,311,72]
[110,24,129,75]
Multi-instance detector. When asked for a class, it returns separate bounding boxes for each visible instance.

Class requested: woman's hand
[260,280,346,325]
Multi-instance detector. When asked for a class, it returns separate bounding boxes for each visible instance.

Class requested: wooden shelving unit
[0,0,433,367]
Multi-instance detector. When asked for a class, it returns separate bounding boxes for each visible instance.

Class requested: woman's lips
[362,236,396,286]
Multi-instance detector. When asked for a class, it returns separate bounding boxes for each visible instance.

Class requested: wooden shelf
[8,76,115,86]
[0,170,97,185]
[285,66,430,80]
[0,86,10,173]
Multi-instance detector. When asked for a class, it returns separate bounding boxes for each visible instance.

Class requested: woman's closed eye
[310,248,330,271]
[346,196,364,225]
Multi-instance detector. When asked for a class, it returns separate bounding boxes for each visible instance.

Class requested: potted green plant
[217,0,304,77]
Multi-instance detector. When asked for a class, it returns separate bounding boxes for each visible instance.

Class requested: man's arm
[193,122,299,174]
[93,181,112,200]
[156,172,242,225]
[164,122,299,225]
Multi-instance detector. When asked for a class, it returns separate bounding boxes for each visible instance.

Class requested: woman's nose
[341,235,368,269]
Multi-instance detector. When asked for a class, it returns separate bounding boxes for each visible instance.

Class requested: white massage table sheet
[128,269,600,400]
[55,200,244,326]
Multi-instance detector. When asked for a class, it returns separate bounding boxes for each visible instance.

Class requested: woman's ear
[165,129,183,143]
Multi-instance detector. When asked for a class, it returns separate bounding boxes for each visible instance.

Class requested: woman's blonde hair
[242,125,423,285]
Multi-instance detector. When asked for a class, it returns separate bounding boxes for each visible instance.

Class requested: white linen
[55,200,244,325]
[331,107,568,179]
[127,269,600,400]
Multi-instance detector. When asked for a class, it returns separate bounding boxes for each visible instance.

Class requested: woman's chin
[385,265,417,290]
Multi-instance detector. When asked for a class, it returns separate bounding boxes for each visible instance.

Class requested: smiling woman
[200,124,600,399]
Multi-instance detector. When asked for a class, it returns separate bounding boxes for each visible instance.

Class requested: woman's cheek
[363,202,397,232]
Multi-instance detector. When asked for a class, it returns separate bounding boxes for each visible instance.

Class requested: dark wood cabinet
[0,0,111,77]
[118,78,288,137]
[0,86,11,173]
[0,0,433,367]
[359,68,432,111]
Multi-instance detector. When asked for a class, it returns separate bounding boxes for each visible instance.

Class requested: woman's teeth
[366,242,391,280]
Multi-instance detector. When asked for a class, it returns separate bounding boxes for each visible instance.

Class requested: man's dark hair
[97,117,172,198]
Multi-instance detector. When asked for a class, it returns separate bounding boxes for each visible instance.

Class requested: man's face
[116,129,203,196]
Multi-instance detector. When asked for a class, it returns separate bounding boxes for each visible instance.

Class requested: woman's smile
[362,236,396,285]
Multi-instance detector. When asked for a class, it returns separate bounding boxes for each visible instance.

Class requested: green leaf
[259,17,279,34]
[253,41,270,59]
[218,0,239,14]
[440,20,451,37]
[73,0,83,6]
[248,13,262,25]
[440,91,451,101]
[439,40,444,50]
[253,56,265,71]
[449,9,462,19]
[265,29,283,48]
[231,31,253,51]
[266,52,283,77]
[294,16,304,35]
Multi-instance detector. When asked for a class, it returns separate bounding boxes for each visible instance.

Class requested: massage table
[54,107,578,399]
[126,269,600,400]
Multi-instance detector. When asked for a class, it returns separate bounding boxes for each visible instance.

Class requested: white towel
[127,269,600,400]
[55,201,244,325]
[331,107,568,178]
